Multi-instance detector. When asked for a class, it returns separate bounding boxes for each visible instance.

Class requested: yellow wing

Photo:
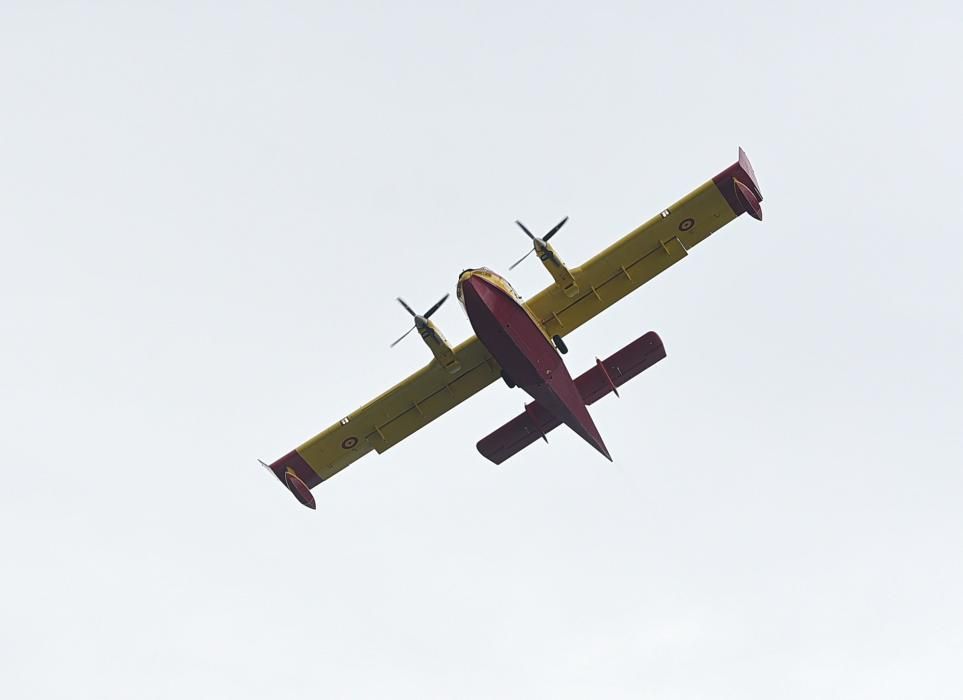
[265,148,761,504]
[269,336,502,488]
[526,148,763,338]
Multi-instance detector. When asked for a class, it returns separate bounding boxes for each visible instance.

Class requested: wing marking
[525,149,761,338]
[271,336,501,486]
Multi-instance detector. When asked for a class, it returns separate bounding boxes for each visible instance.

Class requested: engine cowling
[418,320,461,374]
[536,241,579,298]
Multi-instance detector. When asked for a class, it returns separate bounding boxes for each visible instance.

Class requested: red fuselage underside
[459,274,610,460]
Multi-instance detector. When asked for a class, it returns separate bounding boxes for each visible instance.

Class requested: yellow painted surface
[289,168,752,486]
[296,335,501,483]
[538,243,579,297]
[526,181,739,338]
[419,320,461,374]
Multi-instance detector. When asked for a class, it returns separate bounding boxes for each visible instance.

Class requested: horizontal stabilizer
[477,331,666,464]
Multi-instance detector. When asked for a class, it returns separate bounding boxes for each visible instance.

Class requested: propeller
[390,293,450,347]
[509,216,569,270]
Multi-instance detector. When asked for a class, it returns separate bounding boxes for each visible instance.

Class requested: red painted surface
[283,471,317,509]
[734,179,763,221]
[712,147,764,219]
[267,449,322,493]
[460,274,611,460]
[477,332,667,464]
[595,357,620,398]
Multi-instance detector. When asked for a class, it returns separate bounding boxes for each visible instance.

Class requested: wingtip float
[262,148,764,509]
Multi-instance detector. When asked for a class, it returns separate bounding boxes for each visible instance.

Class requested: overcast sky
[2,2,962,698]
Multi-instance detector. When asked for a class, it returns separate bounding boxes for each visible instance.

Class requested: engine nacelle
[537,241,579,298]
[419,320,461,374]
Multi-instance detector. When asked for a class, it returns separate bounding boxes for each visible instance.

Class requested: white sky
[2,2,962,698]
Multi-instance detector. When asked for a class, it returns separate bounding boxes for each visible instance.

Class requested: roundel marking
[679,217,695,232]
[341,436,359,450]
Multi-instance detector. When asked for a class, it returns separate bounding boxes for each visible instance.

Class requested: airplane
[261,148,764,509]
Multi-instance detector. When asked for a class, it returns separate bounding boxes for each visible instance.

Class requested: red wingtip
[713,148,764,219]
[737,147,763,200]
[734,179,763,221]
[284,471,317,509]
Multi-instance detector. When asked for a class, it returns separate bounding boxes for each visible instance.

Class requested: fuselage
[457,268,556,387]
[457,268,610,459]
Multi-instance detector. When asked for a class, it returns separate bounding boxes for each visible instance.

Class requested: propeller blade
[390,325,416,348]
[397,297,417,317]
[543,215,569,241]
[423,293,450,319]
[509,247,535,271]
[514,220,536,240]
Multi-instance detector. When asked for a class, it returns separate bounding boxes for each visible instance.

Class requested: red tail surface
[477,332,666,464]
[524,362,612,461]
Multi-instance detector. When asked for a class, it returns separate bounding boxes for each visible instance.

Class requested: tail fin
[477,332,666,464]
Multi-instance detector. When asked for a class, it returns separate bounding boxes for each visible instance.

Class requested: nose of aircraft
[458,272,496,315]
[457,269,482,307]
